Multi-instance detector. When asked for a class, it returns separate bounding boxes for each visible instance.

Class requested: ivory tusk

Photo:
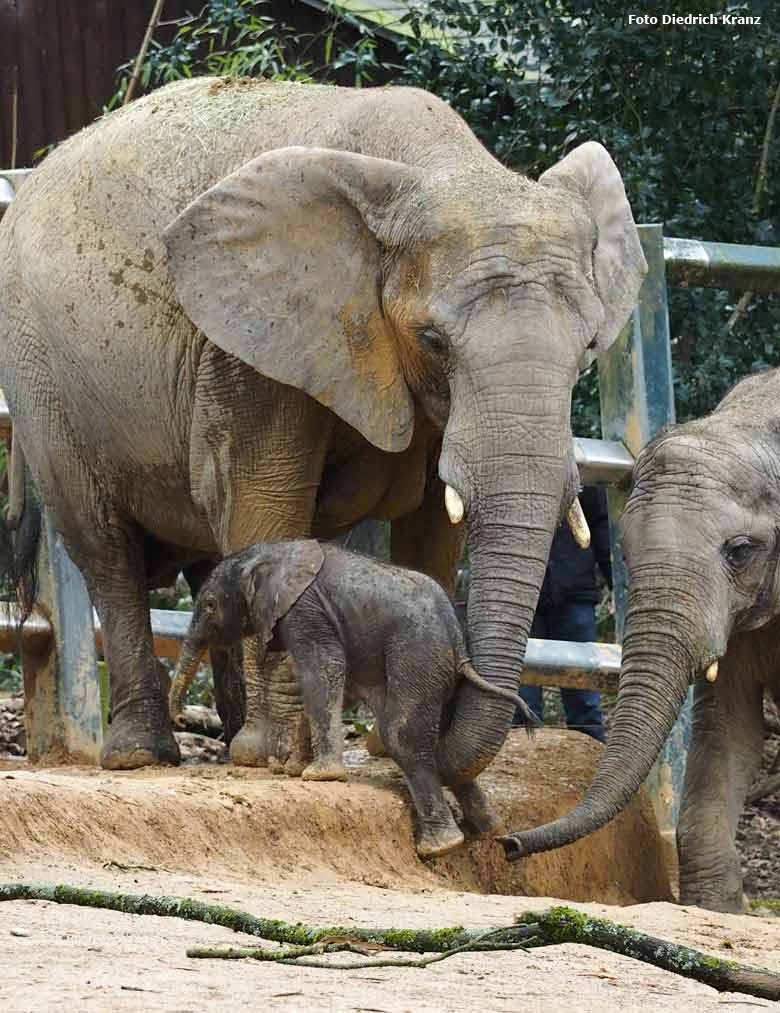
[705,660,719,683]
[444,484,464,524]
[566,497,591,549]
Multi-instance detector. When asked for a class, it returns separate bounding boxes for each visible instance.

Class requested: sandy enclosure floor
[1,858,779,1013]
[0,732,777,1011]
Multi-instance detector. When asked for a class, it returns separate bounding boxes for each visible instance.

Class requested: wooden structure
[0,0,399,169]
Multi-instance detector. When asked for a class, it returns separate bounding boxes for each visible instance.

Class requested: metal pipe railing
[0,605,623,689]
[665,237,780,294]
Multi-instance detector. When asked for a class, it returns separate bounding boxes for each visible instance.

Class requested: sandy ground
[1,858,779,1012]
[0,730,777,1011]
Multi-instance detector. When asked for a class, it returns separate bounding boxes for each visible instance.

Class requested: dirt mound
[0,728,671,904]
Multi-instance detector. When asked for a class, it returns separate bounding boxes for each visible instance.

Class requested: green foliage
[397,0,780,428]
[108,0,383,110]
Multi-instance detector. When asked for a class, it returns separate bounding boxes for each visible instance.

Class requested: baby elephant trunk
[169,642,207,728]
[457,659,539,728]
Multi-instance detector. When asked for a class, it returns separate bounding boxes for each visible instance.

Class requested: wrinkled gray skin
[500,367,780,912]
[170,540,535,856]
[0,76,645,772]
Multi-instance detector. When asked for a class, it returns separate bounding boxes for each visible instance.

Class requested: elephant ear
[239,540,325,648]
[163,147,419,453]
[540,141,647,363]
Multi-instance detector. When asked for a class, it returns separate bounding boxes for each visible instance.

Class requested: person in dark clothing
[516,485,613,742]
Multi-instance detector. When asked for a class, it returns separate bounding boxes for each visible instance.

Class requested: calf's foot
[416,823,465,858]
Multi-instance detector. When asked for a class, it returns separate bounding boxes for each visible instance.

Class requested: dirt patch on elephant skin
[0,728,778,1011]
[0,729,669,904]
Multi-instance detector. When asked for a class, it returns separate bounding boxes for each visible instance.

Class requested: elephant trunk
[437,453,568,784]
[169,640,207,728]
[498,596,696,858]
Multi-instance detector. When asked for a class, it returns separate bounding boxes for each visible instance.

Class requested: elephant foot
[450,780,502,839]
[678,883,746,914]
[416,825,465,859]
[229,719,269,767]
[230,712,312,771]
[101,717,180,771]
[365,724,386,757]
[302,759,348,782]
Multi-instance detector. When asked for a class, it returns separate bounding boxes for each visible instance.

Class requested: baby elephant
[169,539,535,857]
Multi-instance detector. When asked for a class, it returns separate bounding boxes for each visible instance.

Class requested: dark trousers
[517,600,606,743]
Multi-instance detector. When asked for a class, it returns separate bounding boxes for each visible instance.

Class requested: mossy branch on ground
[1,884,778,1000]
[525,907,780,1002]
[0,882,483,952]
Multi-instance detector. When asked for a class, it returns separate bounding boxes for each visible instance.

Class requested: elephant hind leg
[449,779,502,839]
[381,650,464,858]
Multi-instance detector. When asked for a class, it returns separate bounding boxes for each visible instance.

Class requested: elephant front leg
[83,533,180,770]
[450,779,502,839]
[229,645,311,775]
[677,641,766,912]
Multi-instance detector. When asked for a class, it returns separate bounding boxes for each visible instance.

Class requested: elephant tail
[456,658,540,730]
[2,435,41,623]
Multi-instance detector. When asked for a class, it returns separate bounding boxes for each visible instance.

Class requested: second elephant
[500,366,780,912]
[169,539,534,857]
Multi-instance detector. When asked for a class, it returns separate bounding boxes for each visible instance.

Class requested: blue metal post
[22,511,102,763]
[597,222,691,831]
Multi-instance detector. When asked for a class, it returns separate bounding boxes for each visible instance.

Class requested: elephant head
[163,139,646,783]
[499,368,780,856]
[169,541,324,726]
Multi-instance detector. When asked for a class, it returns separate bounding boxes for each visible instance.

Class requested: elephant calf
[169,539,534,857]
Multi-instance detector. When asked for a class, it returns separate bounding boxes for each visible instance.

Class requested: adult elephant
[0,77,645,773]
[500,367,780,911]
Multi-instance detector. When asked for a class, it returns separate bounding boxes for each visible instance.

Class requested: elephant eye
[723,537,759,570]
[418,326,449,358]
[203,596,217,614]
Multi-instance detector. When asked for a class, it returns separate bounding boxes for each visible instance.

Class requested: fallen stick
[1,884,778,1000]
[0,882,480,952]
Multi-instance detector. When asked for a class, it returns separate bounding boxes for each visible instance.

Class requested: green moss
[377,926,467,953]
[749,898,780,915]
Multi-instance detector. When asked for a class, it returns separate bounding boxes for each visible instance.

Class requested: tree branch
[726,75,780,333]
[1,884,779,999]
[123,0,167,106]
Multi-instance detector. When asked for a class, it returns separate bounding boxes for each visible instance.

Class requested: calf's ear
[239,541,325,647]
